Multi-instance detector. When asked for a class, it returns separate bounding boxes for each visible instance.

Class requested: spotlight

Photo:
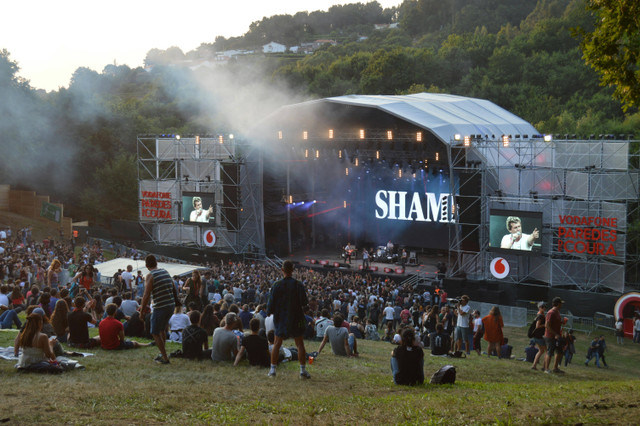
[387,130,393,140]
[416,132,422,142]
[229,134,234,139]
[329,129,334,139]
[175,134,181,140]
[464,136,471,147]
[543,134,552,142]
[278,131,283,140]
[359,129,365,139]
[502,135,509,147]
[303,131,308,140]
[454,134,461,141]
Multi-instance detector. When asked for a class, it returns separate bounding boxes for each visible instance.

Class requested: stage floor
[284,248,444,279]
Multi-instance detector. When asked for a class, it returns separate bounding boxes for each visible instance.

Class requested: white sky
[2,0,399,92]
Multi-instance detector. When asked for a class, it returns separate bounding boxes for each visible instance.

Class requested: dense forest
[0,0,638,224]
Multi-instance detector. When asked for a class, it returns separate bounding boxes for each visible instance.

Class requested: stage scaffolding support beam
[447,136,640,294]
[136,134,265,257]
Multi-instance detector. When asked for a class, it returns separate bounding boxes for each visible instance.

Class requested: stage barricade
[564,314,595,335]
[593,312,615,331]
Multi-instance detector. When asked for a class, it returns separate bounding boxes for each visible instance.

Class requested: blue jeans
[585,351,600,367]
[0,309,22,329]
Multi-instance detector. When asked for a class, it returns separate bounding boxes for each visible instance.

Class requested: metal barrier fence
[594,312,616,331]
[468,301,527,327]
[526,309,597,335]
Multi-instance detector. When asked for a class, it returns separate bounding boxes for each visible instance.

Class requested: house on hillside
[263,42,286,54]
[374,23,399,30]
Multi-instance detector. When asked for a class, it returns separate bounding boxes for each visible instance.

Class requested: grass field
[1,323,639,425]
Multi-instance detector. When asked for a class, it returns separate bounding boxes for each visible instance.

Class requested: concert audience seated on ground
[99,303,152,350]
[234,317,270,367]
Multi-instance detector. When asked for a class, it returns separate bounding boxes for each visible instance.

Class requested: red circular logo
[490,257,509,279]
[203,230,216,247]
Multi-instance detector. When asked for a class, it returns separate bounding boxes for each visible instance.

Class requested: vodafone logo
[490,257,509,279]
[203,230,216,247]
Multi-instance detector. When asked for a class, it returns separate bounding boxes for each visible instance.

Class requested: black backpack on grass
[430,365,456,384]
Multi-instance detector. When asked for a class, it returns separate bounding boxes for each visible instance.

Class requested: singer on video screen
[500,216,539,251]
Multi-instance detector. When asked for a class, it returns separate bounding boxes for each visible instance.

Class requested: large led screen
[489,209,542,255]
[182,192,215,224]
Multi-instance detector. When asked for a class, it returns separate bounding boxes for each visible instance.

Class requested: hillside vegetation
[0,0,638,225]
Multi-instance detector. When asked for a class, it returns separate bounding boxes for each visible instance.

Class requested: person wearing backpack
[529,302,547,370]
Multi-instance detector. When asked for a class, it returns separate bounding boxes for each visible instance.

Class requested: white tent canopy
[94,258,205,285]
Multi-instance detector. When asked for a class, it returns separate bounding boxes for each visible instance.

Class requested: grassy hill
[1,324,638,424]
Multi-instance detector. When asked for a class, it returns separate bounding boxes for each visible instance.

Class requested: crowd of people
[0,227,628,382]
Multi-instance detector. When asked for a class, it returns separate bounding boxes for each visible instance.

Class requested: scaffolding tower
[447,136,640,293]
[136,134,264,256]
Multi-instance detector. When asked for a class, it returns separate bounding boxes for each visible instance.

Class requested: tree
[576,0,640,111]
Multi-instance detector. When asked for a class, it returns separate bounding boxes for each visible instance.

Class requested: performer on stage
[344,242,353,264]
[500,216,539,251]
[362,248,370,269]
[189,197,213,223]
[386,240,394,253]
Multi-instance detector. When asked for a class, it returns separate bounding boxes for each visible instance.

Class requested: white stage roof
[94,258,205,285]
[324,93,539,143]
[270,93,539,144]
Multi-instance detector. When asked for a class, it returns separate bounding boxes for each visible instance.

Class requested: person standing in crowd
[454,295,471,354]
[634,314,640,343]
[362,248,370,270]
[543,297,565,374]
[531,302,547,371]
[615,318,624,345]
[482,306,504,358]
[472,310,483,355]
[46,259,61,289]
[120,265,134,299]
[267,260,310,379]
[140,254,176,365]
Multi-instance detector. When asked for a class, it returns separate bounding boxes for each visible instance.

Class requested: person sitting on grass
[0,303,22,330]
[390,327,424,385]
[168,302,190,342]
[99,303,153,350]
[181,310,210,360]
[68,296,100,349]
[317,313,358,357]
[14,313,56,368]
[50,299,69,343]
[525,339,539,363]
[211,313,240,362]
[500,337,513,359]
[429,323,451,356]
[234,317,270,367]
[364,318,380,341]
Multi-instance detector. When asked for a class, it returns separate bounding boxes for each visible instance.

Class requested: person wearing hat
[531,302,547,371]
[543,297,565,373]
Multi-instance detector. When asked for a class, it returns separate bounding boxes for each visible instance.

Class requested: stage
[284,248,443,279]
